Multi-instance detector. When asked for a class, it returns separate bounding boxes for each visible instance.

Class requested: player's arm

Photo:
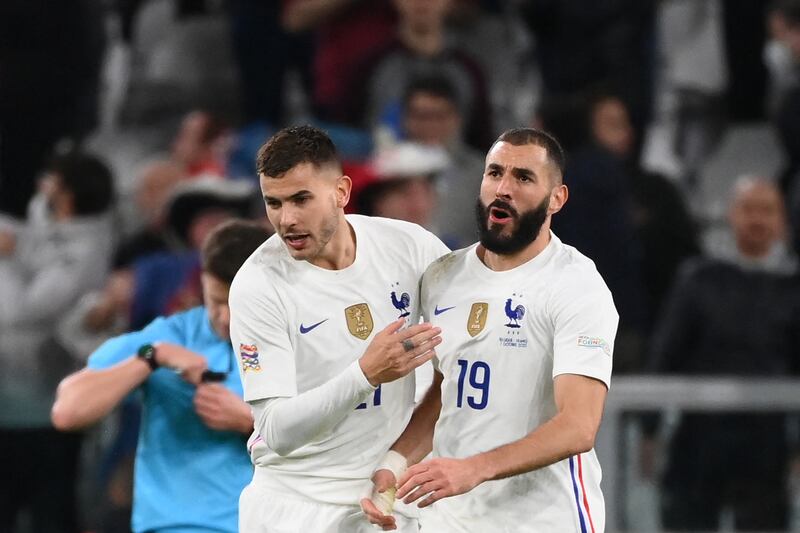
[397,374,607,507]
[249,319,441,456]
[230,270,442,457]
[361,370,443,529]
[391,369,443,464]
[52,340,208,430]
[398,271,617,507]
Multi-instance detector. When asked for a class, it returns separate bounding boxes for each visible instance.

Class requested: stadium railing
[597,376,800,532]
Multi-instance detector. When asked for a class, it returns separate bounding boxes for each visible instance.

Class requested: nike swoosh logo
[299,319,328,334]
[434,305,455,316]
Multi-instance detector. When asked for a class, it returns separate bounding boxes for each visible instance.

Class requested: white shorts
[239,481,419,533]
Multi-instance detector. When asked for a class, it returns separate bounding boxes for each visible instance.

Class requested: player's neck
[309,218,357,271]
[479,229,552,272]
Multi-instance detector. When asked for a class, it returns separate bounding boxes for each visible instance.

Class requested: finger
[403,349,436,373]
[394,333,440,363]
[406,327,442,347]
[396,470,434,499]
[402,480,441,504]
[360,499,396,529]
[395,322,434,340]
[418,490,442,508]
[193,397,216,414]
[381,318,408,336]
[408,336,442,359]
[194,395,215,411]
[396,465,424,494]
[195,384,225,401]
[194,384,212,399]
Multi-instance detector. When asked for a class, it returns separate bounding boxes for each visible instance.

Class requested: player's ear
[548,184,568,215]
[336,175,352,209]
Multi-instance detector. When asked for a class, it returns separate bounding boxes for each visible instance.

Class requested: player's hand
[396,457,485,508]
[194,383,254,433]
[359,319,442,386]
[154,342,208,384]
[360,469,398,530]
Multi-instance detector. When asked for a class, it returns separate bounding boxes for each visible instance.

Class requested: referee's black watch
[137,343,159,371]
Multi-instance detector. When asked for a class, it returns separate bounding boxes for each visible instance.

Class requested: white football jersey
[420,232,618,533]
[229,215,448,505]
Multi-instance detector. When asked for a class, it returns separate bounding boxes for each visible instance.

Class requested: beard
[475,196,549,255]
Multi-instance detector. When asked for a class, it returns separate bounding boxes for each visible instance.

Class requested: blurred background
[1,0,800,531]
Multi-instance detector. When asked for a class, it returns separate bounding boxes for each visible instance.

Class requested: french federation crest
[390,288,411,318]
[345,303,374,340]
[239,344,261,373]
[504,297,526,328]
[467,303,489,337]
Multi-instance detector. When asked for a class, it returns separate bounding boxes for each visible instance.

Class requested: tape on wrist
[377,450,408,479]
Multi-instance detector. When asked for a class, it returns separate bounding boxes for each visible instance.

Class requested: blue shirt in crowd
[89,306,252,533]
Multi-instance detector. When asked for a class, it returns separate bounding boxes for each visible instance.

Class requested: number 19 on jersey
[456,359,491,410]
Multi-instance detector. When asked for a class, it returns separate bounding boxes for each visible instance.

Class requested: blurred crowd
[2,0,800,531]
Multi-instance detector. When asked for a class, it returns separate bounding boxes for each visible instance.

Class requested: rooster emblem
[391,290,411,318]
[504,298,525,328]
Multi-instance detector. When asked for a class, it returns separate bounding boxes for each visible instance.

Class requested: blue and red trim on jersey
[569,454,596,533]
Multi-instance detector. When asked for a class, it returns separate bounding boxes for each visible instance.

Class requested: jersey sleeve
[550,268,618,388]
[87,314,185,370]
[418,228,450,269]
[229,266,297,402]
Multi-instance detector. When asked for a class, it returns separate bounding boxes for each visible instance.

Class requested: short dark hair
[201,219,271,284]
[402,74,460,110]
[493,128,566,182]
[48,152,115,216]
[255,125,340,178]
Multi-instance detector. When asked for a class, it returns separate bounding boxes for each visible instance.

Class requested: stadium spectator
[57,175,255,360]
[551,98,648,372]
[519,0,655,154]
[51,219,269,533]
[171,110,230,178]
[281,0,396,124]
[401,75,485,246]
[357,0,493,150]
[230,125,448,532]
[358,142,457,247]
[659,0,729,188]
[113,159,187,269]
[646,177,800,531]
[770,0,800,194]
[0,152,115,533]
[588,93,700,332]
[446,0,535,131]
[228,0,312,125]
[128,177,256,330]
[764,0,800,115]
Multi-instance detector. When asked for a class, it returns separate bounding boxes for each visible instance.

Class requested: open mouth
[489,206,514,224]
[284,234,310,250]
